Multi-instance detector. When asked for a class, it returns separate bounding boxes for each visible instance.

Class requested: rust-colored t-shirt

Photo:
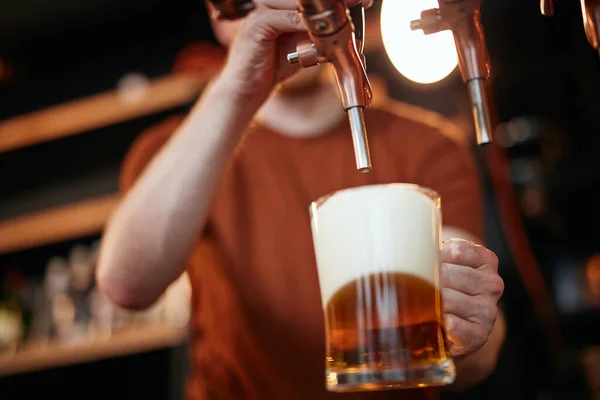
[120,102,483,400]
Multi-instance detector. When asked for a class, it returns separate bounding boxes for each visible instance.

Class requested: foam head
[310,184,442,308]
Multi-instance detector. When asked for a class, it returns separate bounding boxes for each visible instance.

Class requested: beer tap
[540,0,600,55]
[410,0,494,145]
[287,1,373,172]
[540,0,555,16]
[581,0,600,54]
[206,0,373,172]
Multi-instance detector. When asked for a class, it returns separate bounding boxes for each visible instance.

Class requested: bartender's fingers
[442,238,499,273]
[441,263,498,297]
[255,0,374,10]
[240,8,305,40]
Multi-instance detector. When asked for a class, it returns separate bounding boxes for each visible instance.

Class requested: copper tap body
[288,0,373,171]
[411,0,489,84]
[293,0,372,110]
[541,0,599,52]
[411,0,493,145]
[540,0,554,16]
[582,0,600,50]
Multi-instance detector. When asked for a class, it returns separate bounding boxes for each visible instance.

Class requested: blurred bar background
[1,0,600,399]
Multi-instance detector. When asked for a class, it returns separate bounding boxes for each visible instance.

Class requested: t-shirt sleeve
[120,115,186,194]
[411,130,484,241]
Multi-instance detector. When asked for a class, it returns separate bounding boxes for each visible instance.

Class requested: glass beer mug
[310,184,455,392]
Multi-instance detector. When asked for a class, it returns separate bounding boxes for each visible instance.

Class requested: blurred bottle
[28,284,51,343]
[554,257,588,314]
[44,256,76,342]
[0,270,26,352]
[133,272,192,326]
[87,240,131,338]
[88,288,132,339]
[132,301,163,325]
[67,244,94,342]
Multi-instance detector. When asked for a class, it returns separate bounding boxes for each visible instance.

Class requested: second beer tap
[287,0,373,172]
[411,0,494,145]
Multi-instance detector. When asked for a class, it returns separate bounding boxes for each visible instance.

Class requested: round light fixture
[380,0,459,85]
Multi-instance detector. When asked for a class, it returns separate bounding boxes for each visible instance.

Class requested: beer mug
[310,184,455,392]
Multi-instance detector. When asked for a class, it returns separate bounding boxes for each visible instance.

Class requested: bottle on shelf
[68,244,94,342]
[44,256,76,342]
[0,269,26,353]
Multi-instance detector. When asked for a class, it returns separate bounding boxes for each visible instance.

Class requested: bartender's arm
[96,0,369,309]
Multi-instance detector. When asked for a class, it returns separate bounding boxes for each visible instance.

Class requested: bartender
[96,0,505,398]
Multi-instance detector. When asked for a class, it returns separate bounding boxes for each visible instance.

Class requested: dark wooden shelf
[0,194,121,255]
[0,324,188,377]
[0,72,211,153]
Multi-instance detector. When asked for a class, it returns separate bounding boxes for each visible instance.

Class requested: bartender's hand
[217,0,372,102]
[441,239,504,358]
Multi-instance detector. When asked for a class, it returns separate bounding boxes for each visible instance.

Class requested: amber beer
[310,184,455,392]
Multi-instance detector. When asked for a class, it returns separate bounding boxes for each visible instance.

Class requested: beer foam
[310,184,442,308]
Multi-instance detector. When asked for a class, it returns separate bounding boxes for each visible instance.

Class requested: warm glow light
[380,0,459,85]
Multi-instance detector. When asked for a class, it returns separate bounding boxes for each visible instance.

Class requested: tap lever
[287,41,325,68]
[410,9,445,35]
[287,52,300,64]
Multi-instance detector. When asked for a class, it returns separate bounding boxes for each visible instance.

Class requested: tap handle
[410,8,445,35]
[541,0,555,16]
[206,0,255,20]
